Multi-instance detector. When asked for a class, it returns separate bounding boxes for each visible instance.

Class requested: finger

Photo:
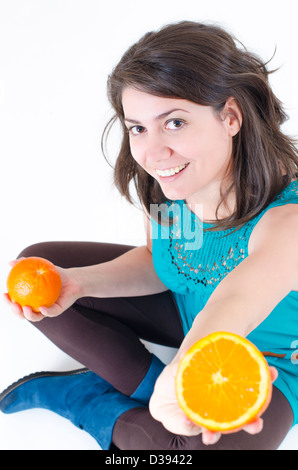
[242,417,263,435]
[149,401,202,436]
[162,417,202,436]
[270,366,278,382]
[39,304,62,318]
[202,430,221,446]
[8,257,25,267]
[3,292,12,305]
[181,416,203,436]
[3,293,24,319]
[22,306,45,322]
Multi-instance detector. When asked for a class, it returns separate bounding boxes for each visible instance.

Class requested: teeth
[156,164,187,177]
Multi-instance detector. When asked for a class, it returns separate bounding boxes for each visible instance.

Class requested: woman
[2,21,298,450]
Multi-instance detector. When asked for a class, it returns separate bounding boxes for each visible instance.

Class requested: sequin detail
[152,180,298,302]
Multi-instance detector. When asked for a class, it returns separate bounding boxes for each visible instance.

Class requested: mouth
[156,163,189,178]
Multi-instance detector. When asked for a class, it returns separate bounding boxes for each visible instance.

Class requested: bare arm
[4,208,167,321]
[76,244,167,298]
[75,208,166,298]
[174,204,298,361]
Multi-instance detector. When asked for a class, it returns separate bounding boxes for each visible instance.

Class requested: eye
[165,119,185,130]
[128,125,146,136]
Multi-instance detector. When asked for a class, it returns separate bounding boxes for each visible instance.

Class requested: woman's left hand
[149,361,278,446]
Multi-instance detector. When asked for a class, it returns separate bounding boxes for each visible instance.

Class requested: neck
[185,180,235,223]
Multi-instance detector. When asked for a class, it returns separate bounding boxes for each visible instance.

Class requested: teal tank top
[151,180,298,425]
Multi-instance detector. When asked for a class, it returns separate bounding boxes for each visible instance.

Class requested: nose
[145,133,172,165]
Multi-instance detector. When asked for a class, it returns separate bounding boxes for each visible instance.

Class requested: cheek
[191,126,231,165]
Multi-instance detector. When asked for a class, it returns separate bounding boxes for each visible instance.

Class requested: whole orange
[7,257,62,313]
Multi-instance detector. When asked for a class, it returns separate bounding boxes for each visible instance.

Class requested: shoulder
[245,203,298,293]
[249,203,298,255]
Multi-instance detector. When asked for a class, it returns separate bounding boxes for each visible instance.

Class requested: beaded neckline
[151,179,298,297]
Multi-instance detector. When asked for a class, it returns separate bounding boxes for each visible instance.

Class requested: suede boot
[130,354,165,404]
[0,368,144,450]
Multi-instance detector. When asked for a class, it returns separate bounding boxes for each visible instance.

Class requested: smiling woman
[104,21,298,229]
[2,20,298,451]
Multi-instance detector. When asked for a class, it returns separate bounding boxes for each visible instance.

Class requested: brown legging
[17,241,294,450]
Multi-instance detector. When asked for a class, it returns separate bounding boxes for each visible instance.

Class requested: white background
[0,0,298,450]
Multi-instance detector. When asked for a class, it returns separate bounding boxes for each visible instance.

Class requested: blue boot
[0,368,144,450]
[130,355,165,404]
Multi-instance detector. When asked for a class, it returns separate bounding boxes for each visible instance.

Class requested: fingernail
[203,432,220,446]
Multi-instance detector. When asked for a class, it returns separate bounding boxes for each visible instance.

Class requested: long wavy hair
[102,20,298,230]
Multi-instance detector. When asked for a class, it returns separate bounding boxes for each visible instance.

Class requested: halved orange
[175,331,272,432]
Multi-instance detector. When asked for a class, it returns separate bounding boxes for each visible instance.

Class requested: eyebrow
[124,108,190,125]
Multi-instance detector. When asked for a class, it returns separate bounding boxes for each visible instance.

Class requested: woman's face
[122,87,241,204]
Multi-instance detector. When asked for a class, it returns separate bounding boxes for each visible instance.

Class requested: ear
[221,97,242,137]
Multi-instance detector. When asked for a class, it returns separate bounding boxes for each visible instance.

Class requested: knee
[17,242,58,264]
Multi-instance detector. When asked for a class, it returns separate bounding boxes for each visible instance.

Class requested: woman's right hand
[3,259,84,322]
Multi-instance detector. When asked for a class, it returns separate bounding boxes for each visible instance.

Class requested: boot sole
[0,368,89,403]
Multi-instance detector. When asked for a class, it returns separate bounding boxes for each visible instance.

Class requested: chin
[160,186,188,201]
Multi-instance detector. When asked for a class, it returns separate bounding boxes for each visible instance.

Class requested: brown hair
[102,20,298,229]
